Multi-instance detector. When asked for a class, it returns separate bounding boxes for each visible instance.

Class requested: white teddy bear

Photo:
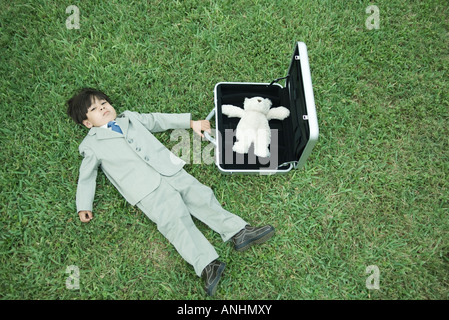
[221,96,290,158]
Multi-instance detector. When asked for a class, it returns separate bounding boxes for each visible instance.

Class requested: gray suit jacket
[76,110,191,212]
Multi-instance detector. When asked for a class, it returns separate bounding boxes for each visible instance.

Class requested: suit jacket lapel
[88,127,116,139]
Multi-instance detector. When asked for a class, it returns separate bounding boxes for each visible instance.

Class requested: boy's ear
[82,119,93,128]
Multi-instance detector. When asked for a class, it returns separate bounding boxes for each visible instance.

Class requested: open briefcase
[204,42,319,174]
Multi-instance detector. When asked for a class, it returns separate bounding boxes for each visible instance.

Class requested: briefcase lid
[284,42,319,166]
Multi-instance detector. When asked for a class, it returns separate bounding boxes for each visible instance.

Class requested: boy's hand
[78,210,93,223]
[190,120,211,138]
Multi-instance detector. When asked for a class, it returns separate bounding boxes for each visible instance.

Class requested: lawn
[0,0,448,300]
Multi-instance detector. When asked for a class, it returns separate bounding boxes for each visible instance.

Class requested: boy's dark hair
[67,88,112,125]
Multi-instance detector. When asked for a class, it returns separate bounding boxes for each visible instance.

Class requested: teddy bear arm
[266,106,290,120]
[221,104,245,118]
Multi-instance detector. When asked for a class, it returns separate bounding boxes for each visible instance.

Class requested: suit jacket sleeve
[126,111,191,133]
[76,144,100,212]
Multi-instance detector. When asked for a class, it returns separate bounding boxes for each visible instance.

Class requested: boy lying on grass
[67,88,275,296]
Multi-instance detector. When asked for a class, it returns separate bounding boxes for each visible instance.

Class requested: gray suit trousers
[137,169,247,277]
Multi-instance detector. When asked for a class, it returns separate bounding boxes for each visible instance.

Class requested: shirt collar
[100,119,117,129]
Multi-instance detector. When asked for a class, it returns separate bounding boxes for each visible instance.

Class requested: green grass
[1,0,448,300]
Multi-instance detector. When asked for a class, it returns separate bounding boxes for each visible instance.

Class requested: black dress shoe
[201,260,226,296]
[231,225,275,252]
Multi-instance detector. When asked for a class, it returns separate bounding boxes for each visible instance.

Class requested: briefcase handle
[204,108,217,146]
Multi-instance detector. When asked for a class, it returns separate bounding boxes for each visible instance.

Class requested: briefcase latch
[278,161,298,170]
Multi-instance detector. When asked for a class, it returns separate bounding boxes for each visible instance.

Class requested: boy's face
[82,97,117,129]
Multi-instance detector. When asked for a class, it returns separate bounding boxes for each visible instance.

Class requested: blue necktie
[107,121,123,134]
